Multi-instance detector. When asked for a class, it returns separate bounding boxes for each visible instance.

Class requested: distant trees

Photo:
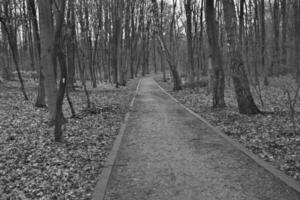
[0,0,28,100]
[0,0,299,133]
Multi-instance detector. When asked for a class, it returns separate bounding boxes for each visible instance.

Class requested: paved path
[103,78,300,200]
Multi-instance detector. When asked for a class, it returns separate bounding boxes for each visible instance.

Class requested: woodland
[0,0,300,199]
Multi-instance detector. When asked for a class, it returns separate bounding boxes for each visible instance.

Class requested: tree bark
[53,0,67,142]
[295,1,300,81]
[205,0,226,108]
[112,0,121,88]
[66,0,76,90]
[151,0,182,91]
[160,0,166,82]
[281,0,287,68]
[38,0,61,123]
[184,0,194,82]
[222,0,261,115]
[28,0,46,107]
[270,0,280,76]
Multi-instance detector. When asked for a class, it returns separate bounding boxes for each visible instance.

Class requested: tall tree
[205,0,225,108]
[270,0,280,76]
[259,0,268,85]
[160,0,167,82]
[28,0,46,107]
[281,0,287,68]
[112,0,122,88]
[0,20,13,81]
[184,0,194,82]
[53,0,67,142]
[38,0,57,122]
[294,1,300,80]
[66,0,76,90]
[222,0,261,114]
[151,0,182,91]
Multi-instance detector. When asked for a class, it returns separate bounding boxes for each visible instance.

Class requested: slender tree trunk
[112,0,121,88]
[76,44,91,108]
[0,23,13,81]
[206,0,226,108]
[66,0,76,90]
[222,0,261,115]
[259,0,268,85]
[55,48,67,142]
[184,0,194,83]
[160,0,166,82]
[85,4,97,88]
[130,2,135,79]
[295,2,300,81]
[254,0,260,85]
[28,0,46,107]
[281,0,287,68]
[270,0,280,76]
[38,0,58,123]
[153,39,157,73]
[152,0,181,91]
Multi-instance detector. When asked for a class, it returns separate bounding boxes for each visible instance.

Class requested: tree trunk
[28,0,46,107]
[222,0,261,115]
[295,2,300,81]
[153,39,157,73]
[151,0,181,91]
[53,0,67,142]
[55,48,67,142]
[0,23,14,81]
[160,0,166,82]
[281,0,287,68]
[112,0,121,88]
[270,0,280,76]
[38,0,58,123]
[84,4,97,88]
[66,0,76,90]
[76,43,91,108]
[184,0,194,83]
[129,1,135,79]
[205,0,226,108]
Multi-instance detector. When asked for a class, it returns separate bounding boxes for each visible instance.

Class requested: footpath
[95,77,300,200]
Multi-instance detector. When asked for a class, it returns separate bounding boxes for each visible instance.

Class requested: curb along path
[94,77,300,200]
[92,79,142,200]
[154,79,300,195]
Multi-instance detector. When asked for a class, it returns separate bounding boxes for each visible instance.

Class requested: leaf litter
[156,75,300,182]
[0,78,140,200]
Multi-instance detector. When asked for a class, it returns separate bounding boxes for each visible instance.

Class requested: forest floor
[155,74,300,183]
[0,74,140,200]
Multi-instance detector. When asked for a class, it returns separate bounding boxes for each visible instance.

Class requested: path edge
[154,78,300,195]
[92,79,142,200]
